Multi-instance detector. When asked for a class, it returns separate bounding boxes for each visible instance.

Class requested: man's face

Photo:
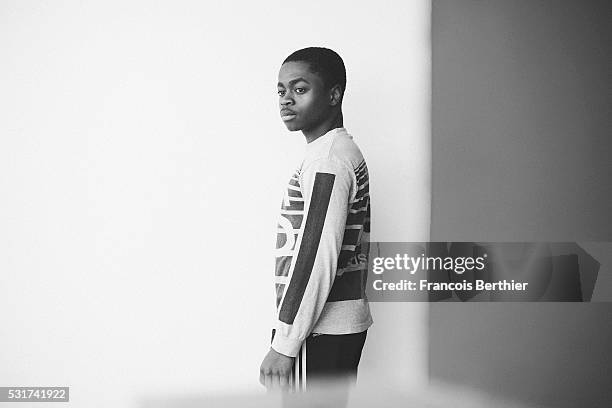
[277,61,331,132]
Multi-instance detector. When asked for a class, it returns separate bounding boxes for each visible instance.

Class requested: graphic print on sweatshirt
[328,159,370,302]
[274,160,371,323]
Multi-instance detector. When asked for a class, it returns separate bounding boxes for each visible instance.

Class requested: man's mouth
[280,110,297,121]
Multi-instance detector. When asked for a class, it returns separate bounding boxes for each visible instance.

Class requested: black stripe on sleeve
[279,172,335,324]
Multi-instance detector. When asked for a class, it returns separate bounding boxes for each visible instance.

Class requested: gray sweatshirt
[272,127,373,357]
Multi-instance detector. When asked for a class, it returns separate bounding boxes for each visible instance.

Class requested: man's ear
[329,84,343,106]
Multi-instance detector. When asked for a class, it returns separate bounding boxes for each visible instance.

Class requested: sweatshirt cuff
[271,332,303,357]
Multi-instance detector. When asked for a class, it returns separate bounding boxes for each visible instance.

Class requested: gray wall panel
[430,1,612,407]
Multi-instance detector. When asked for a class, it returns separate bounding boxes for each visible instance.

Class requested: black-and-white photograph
[1,1,610,407]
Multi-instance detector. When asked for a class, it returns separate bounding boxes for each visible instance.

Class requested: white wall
[0,1,430,406]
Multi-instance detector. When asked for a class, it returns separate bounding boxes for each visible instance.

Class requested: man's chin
[283,122,302,132]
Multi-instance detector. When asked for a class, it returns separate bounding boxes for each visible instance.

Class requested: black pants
[271,330,368,391]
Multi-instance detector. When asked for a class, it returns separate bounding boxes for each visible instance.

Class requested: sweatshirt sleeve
[271,157,355,357]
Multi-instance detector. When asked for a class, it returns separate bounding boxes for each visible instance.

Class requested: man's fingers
[279,372,289,390]
[272,373,281,390]
[264,371,274,390]
[260,349,294,391]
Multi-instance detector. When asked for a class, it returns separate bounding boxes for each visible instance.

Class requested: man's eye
[277,90,286,96]
[295,88,306,94]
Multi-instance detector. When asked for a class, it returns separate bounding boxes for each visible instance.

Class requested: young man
[259,47,373,393]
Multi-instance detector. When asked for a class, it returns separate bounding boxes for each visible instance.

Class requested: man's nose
[280,93,293,105]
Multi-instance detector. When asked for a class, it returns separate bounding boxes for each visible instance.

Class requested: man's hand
[259,347,294,390]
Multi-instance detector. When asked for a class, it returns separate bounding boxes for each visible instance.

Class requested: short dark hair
[283,47,346,95]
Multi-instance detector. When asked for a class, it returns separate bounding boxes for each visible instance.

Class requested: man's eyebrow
[277,77,311,87]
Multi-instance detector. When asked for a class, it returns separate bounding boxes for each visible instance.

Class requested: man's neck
[302,111,343,144]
